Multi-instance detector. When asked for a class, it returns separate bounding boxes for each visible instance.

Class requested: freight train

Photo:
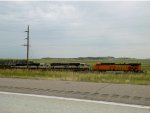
[0,60,143,73]
[49,62,142,72]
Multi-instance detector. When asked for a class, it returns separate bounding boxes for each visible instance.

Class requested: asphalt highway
[0,78,150,106]
[0,91,150,113]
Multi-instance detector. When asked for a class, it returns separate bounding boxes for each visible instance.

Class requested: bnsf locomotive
[93,63,142,72]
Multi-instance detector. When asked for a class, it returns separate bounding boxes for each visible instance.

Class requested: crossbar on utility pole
[24,25,30,69]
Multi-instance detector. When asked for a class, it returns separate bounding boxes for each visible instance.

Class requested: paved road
[0,78,150,106]
[0,91,150,113]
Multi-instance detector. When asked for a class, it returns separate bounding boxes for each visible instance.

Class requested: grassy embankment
[0,58,150,85]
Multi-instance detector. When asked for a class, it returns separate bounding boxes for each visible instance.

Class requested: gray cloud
[0,1,150,58]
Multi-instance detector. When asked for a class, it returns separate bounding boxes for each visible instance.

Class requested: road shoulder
[0,78,150,106]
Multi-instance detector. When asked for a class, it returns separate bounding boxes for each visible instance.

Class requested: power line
[0,45,20,49]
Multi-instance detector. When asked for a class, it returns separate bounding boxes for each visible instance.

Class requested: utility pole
[24,25,30,69]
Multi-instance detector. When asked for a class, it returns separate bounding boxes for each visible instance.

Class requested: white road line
[0,91,149,109]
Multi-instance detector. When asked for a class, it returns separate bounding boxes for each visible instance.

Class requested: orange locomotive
[93,63,142,72]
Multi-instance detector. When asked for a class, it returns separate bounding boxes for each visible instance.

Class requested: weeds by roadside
[0,69,149,85]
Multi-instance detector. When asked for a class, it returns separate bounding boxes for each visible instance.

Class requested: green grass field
[0,58,150,85]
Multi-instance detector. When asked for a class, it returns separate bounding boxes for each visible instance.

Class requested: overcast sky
[0,1,150,59]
